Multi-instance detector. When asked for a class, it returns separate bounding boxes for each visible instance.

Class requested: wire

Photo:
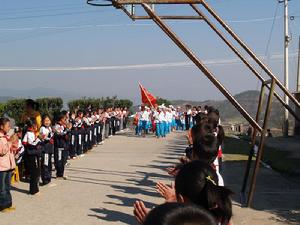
[0,9,101,21]
[255,1,280,90]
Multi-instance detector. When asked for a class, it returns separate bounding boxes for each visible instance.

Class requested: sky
[0,0,300,104]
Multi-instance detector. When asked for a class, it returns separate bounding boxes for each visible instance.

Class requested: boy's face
[0,121,11,134]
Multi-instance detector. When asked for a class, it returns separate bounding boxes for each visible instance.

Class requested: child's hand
[133,200,149,224]
[156,182,177,202]
[166,166,179,176]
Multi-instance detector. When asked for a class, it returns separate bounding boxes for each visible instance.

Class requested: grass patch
[223,135,299,176]
[262,147,299,176]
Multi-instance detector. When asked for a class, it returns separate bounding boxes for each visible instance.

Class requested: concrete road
[1,131,298,225]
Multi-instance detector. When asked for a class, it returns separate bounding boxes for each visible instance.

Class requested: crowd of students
[1,98,233,225]
[133,105,214,138]
[0,99,129,212]
[133,106,233,225]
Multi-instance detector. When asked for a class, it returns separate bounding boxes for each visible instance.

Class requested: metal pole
[140,3,262,133]
[297,36,300,92]
[201,0,300,110]
[190,4,300,124]
[247,79,276,207]
[283,0,290,136]
[241,83,265,202]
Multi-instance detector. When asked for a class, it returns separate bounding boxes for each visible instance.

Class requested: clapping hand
[133,200,149,224]
[156,182,177,202]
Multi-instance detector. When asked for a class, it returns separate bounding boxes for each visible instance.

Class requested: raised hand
[133,200,149,224]
[156,182,177,202]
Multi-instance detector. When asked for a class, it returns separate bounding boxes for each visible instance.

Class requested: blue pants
[156,122,165,137]
[162,122,167,137]
[0,170,12,211]
[166,122,171,134]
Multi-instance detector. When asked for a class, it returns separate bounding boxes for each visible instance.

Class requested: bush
[36,97,63,117]
[3,99,26,125]
[68,97,133,112]
[3,98,63,125]
[0,103,6,117]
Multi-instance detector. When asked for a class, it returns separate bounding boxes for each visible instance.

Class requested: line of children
[1,106,130,208]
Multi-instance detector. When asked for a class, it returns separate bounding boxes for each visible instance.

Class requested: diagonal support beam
[190,4,300,123]
[201,0,300,110]
[141,3,262,133]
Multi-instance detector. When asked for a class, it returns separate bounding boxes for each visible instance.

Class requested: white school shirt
[140,111,150,121]
[158,112,166,122]
[39,126,53,141]
[153,111,160,123]
[22,131,40,146]
[53,124,66,135]
[166,111,173,123]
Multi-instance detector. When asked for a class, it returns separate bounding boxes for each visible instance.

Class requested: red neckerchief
[27,127,37,138]
[0,132,9,141]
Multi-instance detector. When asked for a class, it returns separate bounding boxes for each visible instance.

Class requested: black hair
[143,202,217,225]
[194,112,208,125]
[61,110,68,116]
[25,99,39,111]
[175,161,233,225]
[77,110,83,116]
[42,114,52,122]
[25,118,36,128]
[25,99,35,109]
[191,122,218,164]
[55,112,66,123]
[208,108,220,124]
[0,117,10,127]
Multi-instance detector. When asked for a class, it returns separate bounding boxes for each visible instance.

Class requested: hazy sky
[0,0,300,103]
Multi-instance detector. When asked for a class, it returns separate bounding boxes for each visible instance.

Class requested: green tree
[4,99,26,125]
[36,97,63,117]
[0,103,5,117]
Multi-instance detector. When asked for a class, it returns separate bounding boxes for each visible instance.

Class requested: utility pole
[297,36,300,92]
[295,36,300,136]
[281,0,290,136]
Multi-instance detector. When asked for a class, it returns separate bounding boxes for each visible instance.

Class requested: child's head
[0,117,11,134]
[175,161,233,225]
[25,99,38,112]
[207,108,220,124]
[77,110,83,118]
[191,122,218,164]
[26,119,38,131]
[57,113,66,125]
[143,202,217,225]
[70,112,76,119]
[42,115,52,127]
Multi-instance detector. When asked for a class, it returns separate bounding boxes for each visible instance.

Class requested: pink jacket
[0,132,18,171]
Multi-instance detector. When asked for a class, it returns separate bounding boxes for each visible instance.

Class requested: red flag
[139,83,157,107]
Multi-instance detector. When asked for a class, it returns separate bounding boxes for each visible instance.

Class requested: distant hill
[172,90,286,129]
[0,96,14,103]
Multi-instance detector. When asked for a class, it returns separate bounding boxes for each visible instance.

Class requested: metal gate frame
[88,0,300,207]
